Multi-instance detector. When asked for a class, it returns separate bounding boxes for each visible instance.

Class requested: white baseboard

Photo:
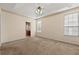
[36,35,79,47]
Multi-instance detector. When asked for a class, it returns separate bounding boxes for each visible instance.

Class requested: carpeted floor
[0,37,79,55]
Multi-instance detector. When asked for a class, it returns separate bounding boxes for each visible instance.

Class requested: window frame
[64,12,79,36]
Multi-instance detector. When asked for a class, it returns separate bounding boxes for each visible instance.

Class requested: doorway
[25,22,31,36]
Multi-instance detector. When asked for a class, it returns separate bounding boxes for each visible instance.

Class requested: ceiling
[0,3,79,19]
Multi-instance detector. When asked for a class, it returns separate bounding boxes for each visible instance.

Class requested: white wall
[1,10,27,43]
[37,7,79,45]
[0,8,1,46]
[1,9,36,44]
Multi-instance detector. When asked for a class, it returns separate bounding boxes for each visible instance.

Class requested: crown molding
[0,4,79,20]
[1,8,34,20]
[35,5,79,19]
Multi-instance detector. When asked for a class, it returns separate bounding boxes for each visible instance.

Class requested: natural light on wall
[64,12,79,36]
[36,20,42,32]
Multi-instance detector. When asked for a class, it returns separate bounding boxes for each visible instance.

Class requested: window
[64,13,79,36]
[36,20,42,32]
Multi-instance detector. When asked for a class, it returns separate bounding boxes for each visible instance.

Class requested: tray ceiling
[0,3,79,19]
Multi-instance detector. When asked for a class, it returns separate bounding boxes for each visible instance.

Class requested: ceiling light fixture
[35,6,43,16]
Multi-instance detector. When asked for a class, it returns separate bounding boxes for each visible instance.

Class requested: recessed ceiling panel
[0,3,79,19]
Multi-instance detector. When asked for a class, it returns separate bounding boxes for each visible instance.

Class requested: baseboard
[36,35,79,47]
[1,38,26,45]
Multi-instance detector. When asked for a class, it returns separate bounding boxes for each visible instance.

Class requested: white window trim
[64,13,79,36]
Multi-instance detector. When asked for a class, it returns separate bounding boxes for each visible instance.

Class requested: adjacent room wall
[26,17,36,37]
[1,9,36,43]
[37,7,79,45]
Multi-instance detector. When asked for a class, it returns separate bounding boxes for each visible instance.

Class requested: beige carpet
[0,37,79,55]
